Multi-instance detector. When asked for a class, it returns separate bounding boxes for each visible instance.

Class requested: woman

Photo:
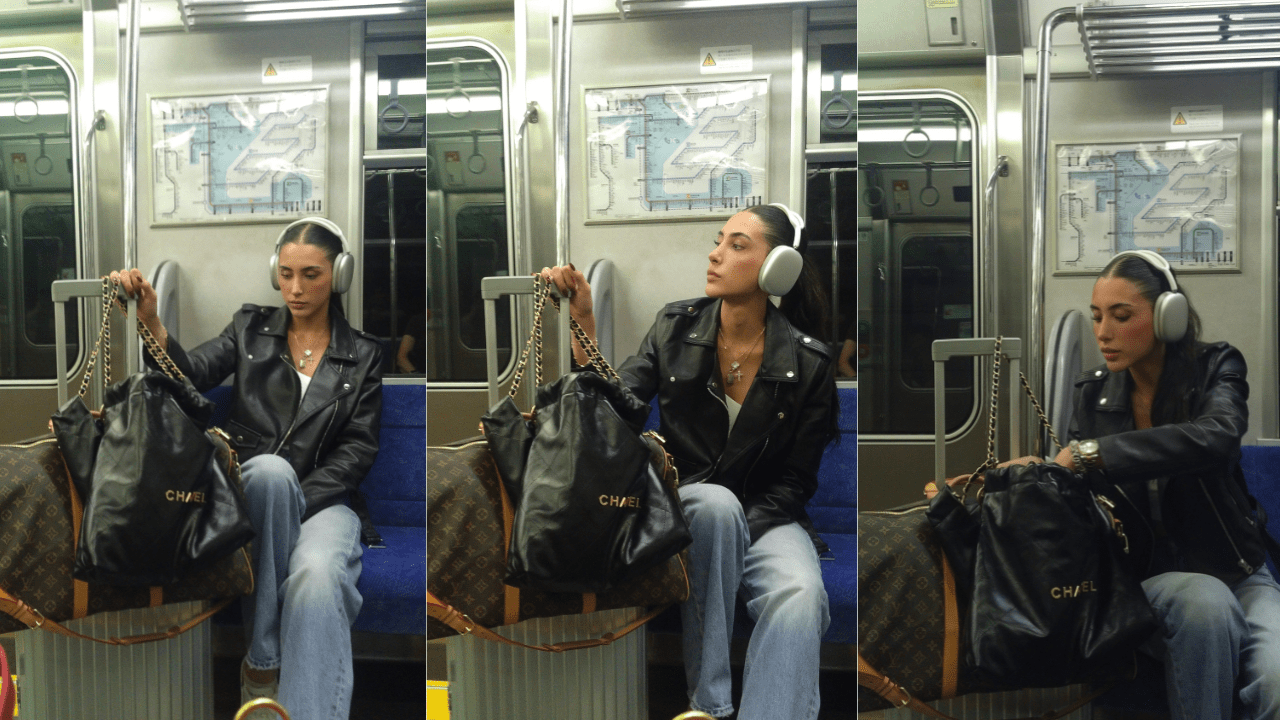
[114,218,383,720]
[542,204,838,720]
[1053,250,1280,719]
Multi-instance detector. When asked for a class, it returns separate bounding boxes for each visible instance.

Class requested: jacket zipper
[732,386,784,499]
[274,353,303,453]
[1198,478,1254,575]
[686,385,731,485]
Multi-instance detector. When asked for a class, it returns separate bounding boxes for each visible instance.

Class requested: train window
[425,40,513,383]
[0,52,80,381]
[363,37,426,376]
[858,94,979,436]
[805,27,857,378]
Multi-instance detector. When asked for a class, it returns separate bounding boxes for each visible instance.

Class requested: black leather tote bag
[52,278,254,586]
[482,278,691,594]
[926,338,1158,688]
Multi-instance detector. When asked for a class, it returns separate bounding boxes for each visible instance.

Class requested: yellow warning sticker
[261,56,312,84]
[1170,104,1222,133]
[699,45,752,74]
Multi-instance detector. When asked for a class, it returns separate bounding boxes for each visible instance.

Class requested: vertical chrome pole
[121,0,142,376]
[554,0,572,269]
[554,0,573,377]
[1030,7,1076,412]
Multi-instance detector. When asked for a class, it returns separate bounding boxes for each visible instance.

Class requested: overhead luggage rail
[1077,1,1280,77]
[1029,1,1280,449]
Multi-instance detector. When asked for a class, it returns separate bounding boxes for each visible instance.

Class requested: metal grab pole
[1030,7,1076,432]
[553,0,573,378]
[121,0,142,376]
[555,0,572,270]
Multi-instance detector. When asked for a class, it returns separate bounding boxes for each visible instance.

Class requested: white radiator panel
[445,608,647,720]
[15,602,214,720]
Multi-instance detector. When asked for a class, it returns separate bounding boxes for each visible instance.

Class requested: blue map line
[593,89,762,213]
[160,101,321,217]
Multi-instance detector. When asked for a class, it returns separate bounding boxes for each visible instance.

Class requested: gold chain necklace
[718,327,765,386]
[289,328,328,370]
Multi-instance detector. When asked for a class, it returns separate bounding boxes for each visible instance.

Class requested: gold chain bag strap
[430,277,689,646]
[0,278,253,644]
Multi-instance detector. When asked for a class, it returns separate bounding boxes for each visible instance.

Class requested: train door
[857,86,987,509]
[0,48,84,442]
[804,23,856,378]
[425,31,517,443]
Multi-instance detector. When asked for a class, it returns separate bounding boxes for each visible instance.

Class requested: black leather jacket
[1069,341,1268,584]
[160,305,383,520]
[618,297,839,552]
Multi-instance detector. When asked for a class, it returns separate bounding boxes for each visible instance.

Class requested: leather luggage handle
[0,586,233,646]
[429,590,669,654]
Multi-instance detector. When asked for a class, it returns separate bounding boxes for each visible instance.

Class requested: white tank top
[725,395,743,435]
[296,370,312,406]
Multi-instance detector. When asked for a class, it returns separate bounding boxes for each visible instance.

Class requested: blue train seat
[643,386,858,654]
[1093,443,1280,717]
[205,382,426,639]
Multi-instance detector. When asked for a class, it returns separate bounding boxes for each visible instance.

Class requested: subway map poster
[584,79,769,222]
[1054,138,1239,273]
[150,88,328,225]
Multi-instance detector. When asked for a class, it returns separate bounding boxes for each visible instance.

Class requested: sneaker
[239,658,280,719]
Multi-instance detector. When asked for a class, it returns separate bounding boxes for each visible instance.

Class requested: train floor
[212,656,426,720]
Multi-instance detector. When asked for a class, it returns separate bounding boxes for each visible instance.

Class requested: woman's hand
[1052,445,1075,471]
[539,264,595,366]
[110,268,167,349]
[997,455,1045,468]
[538,264,593,324]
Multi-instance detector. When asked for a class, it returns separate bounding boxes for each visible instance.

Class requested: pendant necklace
[719,327,765,386]
[290,329,326,370]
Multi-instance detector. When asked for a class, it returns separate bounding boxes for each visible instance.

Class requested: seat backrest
[809,386,856,534]
[1240,445,1280,578]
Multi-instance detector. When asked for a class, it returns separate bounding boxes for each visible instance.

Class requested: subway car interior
[430,0,855,718]
[0,0,426,716]
[860,0,1280,718]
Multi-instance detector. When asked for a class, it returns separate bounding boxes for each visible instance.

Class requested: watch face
[1080,440,1099,455]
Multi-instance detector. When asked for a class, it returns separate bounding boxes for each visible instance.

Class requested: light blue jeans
[240,455,364,720]
[678,483,829,720]
[1143,564,1280,720]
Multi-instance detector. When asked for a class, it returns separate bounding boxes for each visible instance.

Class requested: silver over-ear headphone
[271,217,355,295]
[1110,249,1189,343]
[757,203,805,297]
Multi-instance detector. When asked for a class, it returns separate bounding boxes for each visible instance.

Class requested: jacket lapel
[721,304,797,468]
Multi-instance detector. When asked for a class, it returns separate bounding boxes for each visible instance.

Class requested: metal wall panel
[130,21,364,349]
[1038,70,1276,442]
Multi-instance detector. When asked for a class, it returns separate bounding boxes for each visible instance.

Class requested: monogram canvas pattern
[0,437,253,634]
[858,505,1005,712]
[428,438,689,640]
